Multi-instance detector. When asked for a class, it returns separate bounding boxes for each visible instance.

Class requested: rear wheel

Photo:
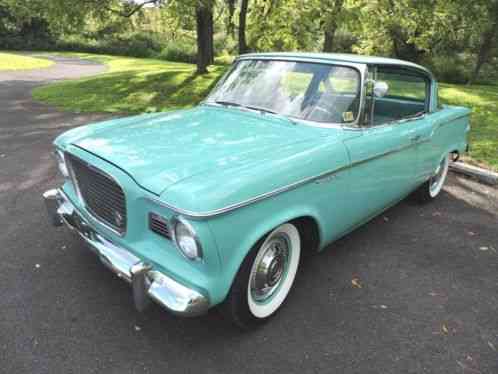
[413,153,450,203]
[222,223,301,329]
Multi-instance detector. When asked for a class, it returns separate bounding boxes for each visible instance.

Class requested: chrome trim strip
[436,113,470,128]
[148,138,430,219]
[350,138,430,168]
[147,165,349,219]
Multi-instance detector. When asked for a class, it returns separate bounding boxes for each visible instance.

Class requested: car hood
[66,106,329,196]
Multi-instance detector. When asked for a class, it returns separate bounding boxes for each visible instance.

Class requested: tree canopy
[1,0,497,82]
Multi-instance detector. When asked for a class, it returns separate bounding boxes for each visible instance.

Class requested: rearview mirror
[373,81,389,98]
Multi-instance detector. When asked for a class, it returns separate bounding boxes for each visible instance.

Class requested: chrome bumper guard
[42,188,209,317]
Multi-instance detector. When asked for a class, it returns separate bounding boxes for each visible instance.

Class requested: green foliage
[57,32,162,58]
[429,54,471,85]
[158,39,197,64]
[3,0,498,83]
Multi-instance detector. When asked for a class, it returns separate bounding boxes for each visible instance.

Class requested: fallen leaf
[351,278,362,289]
[442,324,449,334]
[467,231,476,236]
[479,246,489,251]
[383,216,389,222]
[488,341,496,351]
[379,304,387,309]
[35,264,40,269]
[134,325,141,332]
[432,211,441,217]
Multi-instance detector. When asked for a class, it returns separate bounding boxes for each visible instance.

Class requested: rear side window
[372,68,429,125]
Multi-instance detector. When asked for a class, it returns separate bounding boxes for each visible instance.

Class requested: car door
[342,66,430,222]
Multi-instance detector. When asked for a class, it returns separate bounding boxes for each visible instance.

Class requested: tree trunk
[207,7,214,65]
[321,0,344,53]
[196,2,214,74]
[469,6,498,84]
[238,0,249,54]
[323,28,336,52]
[226,0,236,38]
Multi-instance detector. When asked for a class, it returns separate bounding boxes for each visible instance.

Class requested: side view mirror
[373,81,389,98]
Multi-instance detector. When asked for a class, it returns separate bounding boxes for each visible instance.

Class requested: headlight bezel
[171,216,203,261]
[54,148,69,178]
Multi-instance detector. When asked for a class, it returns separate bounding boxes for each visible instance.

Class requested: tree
[195,0,214,74]
[225,0,236,38]
[238,0,250,54]
[469,1,498,83]
[321,0,345,52]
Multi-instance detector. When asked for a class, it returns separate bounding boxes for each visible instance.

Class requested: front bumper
[42,188,209,317]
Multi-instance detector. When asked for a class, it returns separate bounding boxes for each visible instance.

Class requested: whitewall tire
[223,223,301,329]
[413,153,450,203]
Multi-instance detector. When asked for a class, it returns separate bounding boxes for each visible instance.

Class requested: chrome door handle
[410,134,422,143]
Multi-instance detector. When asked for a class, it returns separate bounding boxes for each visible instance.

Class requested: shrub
[429,54,470,84]
[158,40,197,64]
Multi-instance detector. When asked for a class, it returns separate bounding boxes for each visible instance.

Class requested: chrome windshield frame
[203,57,368,130]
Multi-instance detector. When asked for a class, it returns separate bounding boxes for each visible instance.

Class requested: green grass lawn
[32,53,497,170]
[32,53,226,113]
[0,52,54,71]
[439,83,498,170]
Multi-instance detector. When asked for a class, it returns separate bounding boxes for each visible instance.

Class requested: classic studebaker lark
[43,53,471,328]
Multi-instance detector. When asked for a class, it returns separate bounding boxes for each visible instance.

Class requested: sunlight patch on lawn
[0,52,54,71]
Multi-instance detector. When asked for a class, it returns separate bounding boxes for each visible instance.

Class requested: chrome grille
[67,154,127,234]
[149,213,172,239]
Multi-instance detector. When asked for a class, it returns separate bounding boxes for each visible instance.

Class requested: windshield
[206,59,361,124]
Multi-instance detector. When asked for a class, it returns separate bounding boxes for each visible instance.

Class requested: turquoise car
[43,53,470,328]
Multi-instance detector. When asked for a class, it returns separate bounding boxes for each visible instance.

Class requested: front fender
[207,196,324,304]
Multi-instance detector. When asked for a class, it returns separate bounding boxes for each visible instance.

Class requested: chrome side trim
[147,165,349,219]
[350,138,430,168]
[148,138,430,219]
[436,113,470,128]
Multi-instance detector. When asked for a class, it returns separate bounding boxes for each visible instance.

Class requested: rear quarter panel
[420,106,471,176]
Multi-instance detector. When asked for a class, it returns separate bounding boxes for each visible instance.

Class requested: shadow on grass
[33,65,227,114]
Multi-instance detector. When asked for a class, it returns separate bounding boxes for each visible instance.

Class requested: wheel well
[290,216,320,254]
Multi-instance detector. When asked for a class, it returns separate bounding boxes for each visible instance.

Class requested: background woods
[1,0,498,82]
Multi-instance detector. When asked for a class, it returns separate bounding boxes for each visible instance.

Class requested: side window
[372,68,428,126]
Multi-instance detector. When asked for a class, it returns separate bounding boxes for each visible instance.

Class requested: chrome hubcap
[250,234,290,303]
[430,158,447,193]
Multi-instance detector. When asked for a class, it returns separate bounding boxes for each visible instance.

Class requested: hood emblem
[113,211,124,227]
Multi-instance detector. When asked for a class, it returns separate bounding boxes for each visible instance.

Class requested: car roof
[238,52,433,78]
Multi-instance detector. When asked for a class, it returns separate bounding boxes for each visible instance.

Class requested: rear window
[377,69,428,103]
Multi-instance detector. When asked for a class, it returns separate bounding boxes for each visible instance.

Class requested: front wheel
[413,153,450,203]
[222,223,301,329]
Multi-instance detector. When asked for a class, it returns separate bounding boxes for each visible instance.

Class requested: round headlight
[55,149,69,178]
[173,217,202,260]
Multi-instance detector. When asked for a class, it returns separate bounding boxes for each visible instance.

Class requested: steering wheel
[308,104,344,123]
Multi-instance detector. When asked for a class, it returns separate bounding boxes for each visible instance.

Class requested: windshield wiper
[214,100,243,108]
[242,105,278,115]
[214,101,297,125]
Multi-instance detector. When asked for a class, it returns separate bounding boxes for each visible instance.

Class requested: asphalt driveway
[0,56,497,374]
